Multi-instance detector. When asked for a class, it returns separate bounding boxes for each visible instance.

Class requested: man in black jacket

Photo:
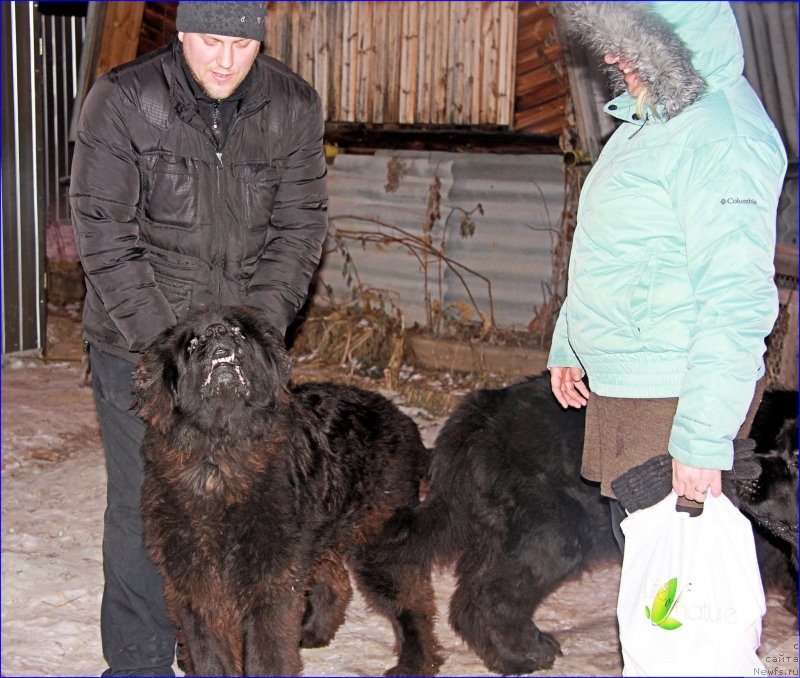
[69,3,328,674]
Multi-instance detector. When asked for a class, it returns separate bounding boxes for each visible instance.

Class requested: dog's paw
[383,652,443,677]
[490,631,562,675]
[383,664,437,677]
[299,628,333,649]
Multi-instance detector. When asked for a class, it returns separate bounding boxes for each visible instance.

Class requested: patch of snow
[2,359,796,677]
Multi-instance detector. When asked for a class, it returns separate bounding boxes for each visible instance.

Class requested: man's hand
[549,366,590,409]
[672,459,722,503]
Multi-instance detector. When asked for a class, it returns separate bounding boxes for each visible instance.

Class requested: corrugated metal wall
[322,151,565,331]
[2,1,45,355]
[732,1,799,252]
[265,1,519,126]
[733,1,799,160]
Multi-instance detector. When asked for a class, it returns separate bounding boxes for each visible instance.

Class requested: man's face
[179,32,260,100]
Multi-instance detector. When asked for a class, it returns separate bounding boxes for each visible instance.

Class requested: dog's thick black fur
[381,376,799,675]
[379,375,618,675]
[737,389,799,612]
[133,305,442,677]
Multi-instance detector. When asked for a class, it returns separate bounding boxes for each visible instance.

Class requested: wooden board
[93,2,145,80]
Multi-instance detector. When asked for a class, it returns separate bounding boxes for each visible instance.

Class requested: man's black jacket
[70,41,328,361]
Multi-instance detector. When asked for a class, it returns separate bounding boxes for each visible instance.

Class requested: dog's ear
[236,305,293,387]
[132,338,178,433]
[263,324,292,387]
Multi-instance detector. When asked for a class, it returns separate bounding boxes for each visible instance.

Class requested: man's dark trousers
[90,348,176,677]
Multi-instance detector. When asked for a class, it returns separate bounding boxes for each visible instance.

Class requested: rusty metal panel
[2,1,46,355]
[321,151,565,332]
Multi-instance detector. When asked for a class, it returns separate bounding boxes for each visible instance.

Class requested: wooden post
[93,2,146,81]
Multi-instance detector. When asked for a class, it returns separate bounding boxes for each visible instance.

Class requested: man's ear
[177,31,185,43]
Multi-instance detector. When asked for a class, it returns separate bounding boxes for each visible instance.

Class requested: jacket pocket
[140,152,199,231]
[145,242,199,270]
[625,255,656,338]
[153,271,192,321]
[232,160,283,232]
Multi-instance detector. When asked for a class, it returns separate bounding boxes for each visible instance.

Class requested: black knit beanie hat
[176,2,266,41]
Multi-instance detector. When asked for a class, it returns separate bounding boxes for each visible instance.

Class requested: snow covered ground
[2,356,797,677]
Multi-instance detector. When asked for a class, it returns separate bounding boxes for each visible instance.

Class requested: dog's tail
[377,432,475,569]
[378,490,472,569]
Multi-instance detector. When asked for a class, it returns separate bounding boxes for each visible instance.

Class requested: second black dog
[379,375,617,675]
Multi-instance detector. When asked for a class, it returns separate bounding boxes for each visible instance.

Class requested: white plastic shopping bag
[617,491,766,677]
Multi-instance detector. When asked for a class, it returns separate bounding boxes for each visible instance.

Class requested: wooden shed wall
[513,2,568,135]
[130,1,567,136]
[138,0,176,56]
[264,1,519,127]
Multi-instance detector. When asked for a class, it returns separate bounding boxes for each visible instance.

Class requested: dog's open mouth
[202,348,247,390]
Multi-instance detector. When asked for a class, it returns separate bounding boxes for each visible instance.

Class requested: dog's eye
[231,326,243,337]
[187,337,200,354]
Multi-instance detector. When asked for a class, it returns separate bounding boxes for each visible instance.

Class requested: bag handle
[650,490,727,518]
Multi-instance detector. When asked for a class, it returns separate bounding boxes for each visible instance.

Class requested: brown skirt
[582,380,765,499]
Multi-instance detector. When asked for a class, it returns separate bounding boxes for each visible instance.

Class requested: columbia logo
[720,197,757,205]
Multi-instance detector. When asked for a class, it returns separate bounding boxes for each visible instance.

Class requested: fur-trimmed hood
[559,2,745,119]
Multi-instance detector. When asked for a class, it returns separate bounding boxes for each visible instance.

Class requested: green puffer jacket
[549,2,787,470]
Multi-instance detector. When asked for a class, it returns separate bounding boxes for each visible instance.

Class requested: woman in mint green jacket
[549,3,787,523]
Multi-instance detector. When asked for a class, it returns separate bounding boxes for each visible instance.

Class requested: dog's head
[133,305,292,433]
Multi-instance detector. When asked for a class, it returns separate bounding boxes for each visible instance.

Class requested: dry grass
[290,299,519,417]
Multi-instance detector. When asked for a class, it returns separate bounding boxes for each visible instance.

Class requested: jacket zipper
[627,111,649,140]
[209,99,270,303]
[212,151,224,302]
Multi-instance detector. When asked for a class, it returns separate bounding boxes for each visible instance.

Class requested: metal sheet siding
[733,1,798,160]
[41,12,85,224]
[2,2,46,355]
[322,151,565,331]
[732,2,798,250]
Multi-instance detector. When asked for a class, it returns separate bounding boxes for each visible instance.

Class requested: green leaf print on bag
[644,577,690,630]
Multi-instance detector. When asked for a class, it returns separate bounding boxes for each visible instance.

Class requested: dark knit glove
[611,438,761,513]
[611,455,673,513]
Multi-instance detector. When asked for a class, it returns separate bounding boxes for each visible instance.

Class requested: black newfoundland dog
[741,390,798,555]
[132,305,442,677]
[738,390,799,610]
[380,375,618,675]
[382,376,798,676]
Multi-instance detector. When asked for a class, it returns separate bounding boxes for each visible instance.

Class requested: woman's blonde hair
[635,86,655,120]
